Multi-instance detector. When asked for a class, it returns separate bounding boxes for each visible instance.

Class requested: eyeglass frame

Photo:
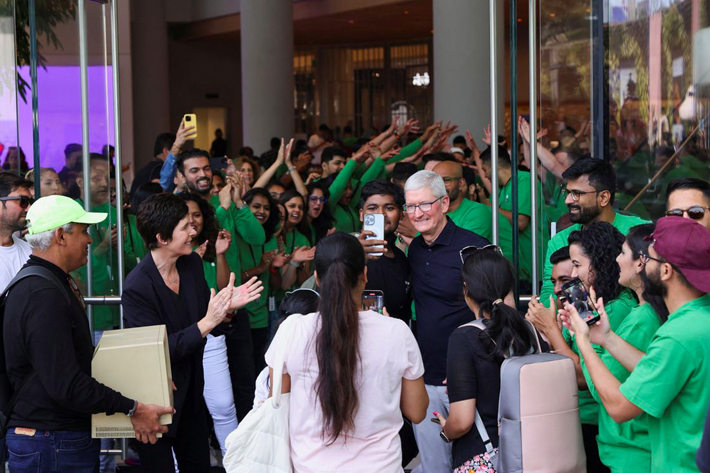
[0,195,35,209]
[403,196,444,214]
[459,244,503,264]
[637,249,666,265]
[308,195,328,204]
[665,206,710,220]
[562,188,602,203]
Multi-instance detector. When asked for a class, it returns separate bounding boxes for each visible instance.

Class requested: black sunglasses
[665,206,710,220]
[459,244,503,264]
[0,196,35,209]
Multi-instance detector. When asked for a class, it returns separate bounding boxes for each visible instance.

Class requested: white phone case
[363,213,385,257]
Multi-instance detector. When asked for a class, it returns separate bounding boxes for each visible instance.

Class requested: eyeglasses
[308,196,328,204]
[403,196,443,214]
[562,188,601,202]
[0,195,35,209]
[637,250,666,265]
[459,244,503,263]
[665,206,710,220]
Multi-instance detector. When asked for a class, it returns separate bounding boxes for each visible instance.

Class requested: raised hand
[482,124,492,146]
[174,118,197,152]
[399,118,420,137]
[420,122,441,143]
[358,229,387,260]
[291,245,316,264]
[283,138,295,168]
[305,172,321,185]
[218,182,232,210]
[260,249,278,268]
[271,251,291,268]
[195,240,209,259]
[215,229,231,255]
[525,296,559,335]
[206,280,234,326]
[229,275,264,310]
[381,146,401,162]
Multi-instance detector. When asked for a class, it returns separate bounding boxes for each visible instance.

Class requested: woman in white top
[265,232,428,472]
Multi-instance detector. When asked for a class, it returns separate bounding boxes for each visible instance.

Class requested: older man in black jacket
[2,195,171,473]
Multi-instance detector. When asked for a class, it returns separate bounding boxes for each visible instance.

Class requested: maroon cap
[650,216,710,293]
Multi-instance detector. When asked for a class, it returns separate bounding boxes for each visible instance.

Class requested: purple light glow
[0,65,114,171]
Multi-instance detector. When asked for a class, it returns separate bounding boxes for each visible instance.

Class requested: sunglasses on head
[0,195,34,209]
[459,244,503,264]
[665,206,710,220]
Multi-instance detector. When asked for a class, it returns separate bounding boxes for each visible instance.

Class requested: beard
[568,202,601,224]
[187,177,212,196]
[642,265,667,299]
[448,186,460,203]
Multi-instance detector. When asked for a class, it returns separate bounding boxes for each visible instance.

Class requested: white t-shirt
[0,235,32,292]
[265,310,424,473]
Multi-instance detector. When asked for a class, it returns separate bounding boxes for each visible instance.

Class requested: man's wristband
[288,167,297,174]
[127,400,138,417]
[289,260,301,268]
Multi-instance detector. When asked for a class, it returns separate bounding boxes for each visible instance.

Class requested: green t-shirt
[447,197,515,265]
[581,302,661,472]
[237,236,278,329]
[499,170,534,280]
[564,290,637,425]
[620,294,710,472]
[72,200,138,331]
[125,214,148,265]
[329,158,385,233]
[201,257,218,292]
[209,195,265,279]
[540,213,650,305]
[275,229,311,301]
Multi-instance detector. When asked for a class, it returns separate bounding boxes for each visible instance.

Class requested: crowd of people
[1,111,710,473]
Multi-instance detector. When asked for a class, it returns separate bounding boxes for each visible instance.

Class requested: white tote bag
[223,315,301,473]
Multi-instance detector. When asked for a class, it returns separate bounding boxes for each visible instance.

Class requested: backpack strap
[1,265,71,305]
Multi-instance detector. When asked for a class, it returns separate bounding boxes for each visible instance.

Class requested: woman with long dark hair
[265,233,428,471]
[528,221,636,473]
[561,223,665,472]
[237,188,291,370]
[305,181,334,245]
[278,190,314,292]
[436,246,546,472]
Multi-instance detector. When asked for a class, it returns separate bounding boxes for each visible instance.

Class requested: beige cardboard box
[91,325,173,438]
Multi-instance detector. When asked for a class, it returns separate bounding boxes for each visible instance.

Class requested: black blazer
[123,251,218,436]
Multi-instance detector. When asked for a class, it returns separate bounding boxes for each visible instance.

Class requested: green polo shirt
[565,290,637,425]
[237,236,278,329]
[620,294,710,472]
[581,302,660,472]
[499,170,534,280]
[447,197,515,265]
[540,212,649,305]
[201,258,218,292]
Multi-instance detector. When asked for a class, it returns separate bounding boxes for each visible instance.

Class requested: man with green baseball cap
[26,194,107,235]
[3,194,173,472]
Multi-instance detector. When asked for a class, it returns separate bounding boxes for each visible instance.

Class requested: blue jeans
[6,429,100,473]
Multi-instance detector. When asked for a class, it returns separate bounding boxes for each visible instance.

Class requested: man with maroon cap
[562,216,710,472]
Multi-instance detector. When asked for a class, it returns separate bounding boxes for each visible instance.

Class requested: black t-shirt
[698,403,710,473]
[365,242,411,324]
[446,323,548,469]
[130,159,163,198]
[3,256,133,431]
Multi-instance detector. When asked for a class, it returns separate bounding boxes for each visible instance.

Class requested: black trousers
[582,423,610,473]
[225,309,256,421]
[134,392,211,473]
[251,327,269,373]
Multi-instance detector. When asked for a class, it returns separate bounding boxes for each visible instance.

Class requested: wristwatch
[127,400,138,417]
[440,428,452,443]
[289,260,301,268]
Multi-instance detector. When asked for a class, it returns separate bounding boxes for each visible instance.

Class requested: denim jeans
[6,428,100,473]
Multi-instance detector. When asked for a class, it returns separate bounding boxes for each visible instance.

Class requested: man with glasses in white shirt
[0,172,34,292]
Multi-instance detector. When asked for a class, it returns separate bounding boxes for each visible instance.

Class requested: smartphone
[363,213,385,257]
[183,113,197,137]
[362,290,385,314]
[560,278,599,325]
[209,157,229,170]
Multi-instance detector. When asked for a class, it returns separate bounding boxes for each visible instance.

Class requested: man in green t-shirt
[564,217,710,472]
[540,158,648,304]
[432,160,514,264]
[478,146,535,281]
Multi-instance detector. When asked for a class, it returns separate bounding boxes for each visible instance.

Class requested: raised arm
[253,138,287,189]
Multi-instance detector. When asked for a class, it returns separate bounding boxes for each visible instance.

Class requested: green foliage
[0,0,75,102]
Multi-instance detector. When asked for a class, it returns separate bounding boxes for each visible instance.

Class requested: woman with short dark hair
[124,193,263,472]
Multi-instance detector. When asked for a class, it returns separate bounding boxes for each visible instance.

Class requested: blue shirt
[159,152,178,192]
[409,218,489,385]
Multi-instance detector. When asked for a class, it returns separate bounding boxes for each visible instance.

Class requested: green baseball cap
[26,195,107,235]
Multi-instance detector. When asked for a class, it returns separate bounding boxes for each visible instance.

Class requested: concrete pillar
[241,0,294,151]
[433,0,504,138]
[130,0,170,168]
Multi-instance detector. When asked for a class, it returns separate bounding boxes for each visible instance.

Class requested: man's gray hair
[25,223,73,251]
[404,170,446,199]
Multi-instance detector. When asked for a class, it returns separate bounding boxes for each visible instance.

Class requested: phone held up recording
[560,278,600,325]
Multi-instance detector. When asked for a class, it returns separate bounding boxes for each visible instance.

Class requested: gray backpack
[464,319,586,473]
